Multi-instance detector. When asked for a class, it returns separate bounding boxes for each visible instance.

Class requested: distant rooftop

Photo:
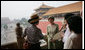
[35,3,55,11]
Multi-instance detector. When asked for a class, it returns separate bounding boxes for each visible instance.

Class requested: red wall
[37,21,62,34]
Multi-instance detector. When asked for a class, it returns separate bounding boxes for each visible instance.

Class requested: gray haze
[1,1,79,21]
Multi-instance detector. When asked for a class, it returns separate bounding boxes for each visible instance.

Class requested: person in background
[23,13,44,49]
[64,15,82,49]
[15,23,24,49]
[47,16,59,49]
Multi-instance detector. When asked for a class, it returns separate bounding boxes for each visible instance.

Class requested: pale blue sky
[1,1,80,21]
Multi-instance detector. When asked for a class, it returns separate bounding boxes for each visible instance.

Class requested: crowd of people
[15,12,82,49]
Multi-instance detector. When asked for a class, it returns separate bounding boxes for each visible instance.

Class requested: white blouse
[63,25,71,43]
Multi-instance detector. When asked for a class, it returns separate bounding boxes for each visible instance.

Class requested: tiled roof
[39,4,54,8]
[42,1,82,16]
[35,3,54,11]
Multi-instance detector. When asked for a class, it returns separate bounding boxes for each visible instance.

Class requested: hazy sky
[1,1,79,21]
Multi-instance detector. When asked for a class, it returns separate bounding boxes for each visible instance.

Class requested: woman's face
[64,20,67,25]
[48,18,54,24]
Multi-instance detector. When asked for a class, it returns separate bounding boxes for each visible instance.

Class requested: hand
[60,33,64,38]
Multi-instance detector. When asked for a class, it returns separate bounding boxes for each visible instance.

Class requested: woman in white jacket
[64,15,82,49]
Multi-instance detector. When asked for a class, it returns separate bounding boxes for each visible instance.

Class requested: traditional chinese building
[34,3,54,18]
[37,1,82,35]
[42,1,82,18]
